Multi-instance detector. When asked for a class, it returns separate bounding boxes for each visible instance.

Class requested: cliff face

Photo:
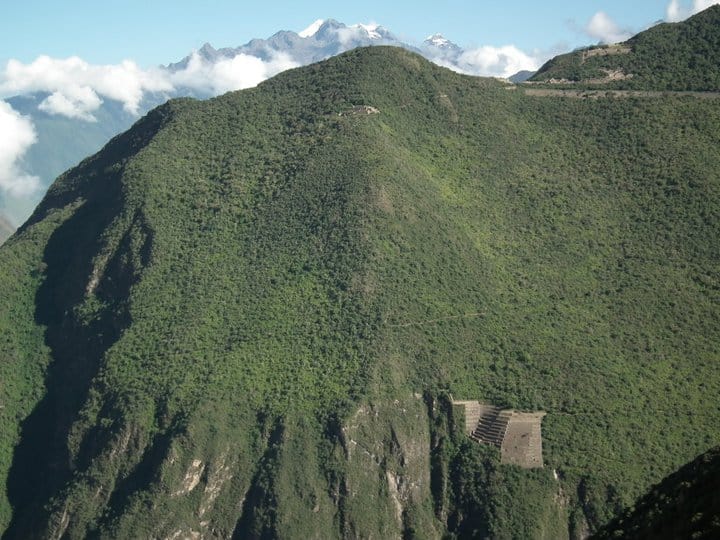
[1,46,719,538]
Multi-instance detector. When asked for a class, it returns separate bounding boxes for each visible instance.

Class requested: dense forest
[0,34,718,539]
[592,446,720,539]
[531,5,720,90]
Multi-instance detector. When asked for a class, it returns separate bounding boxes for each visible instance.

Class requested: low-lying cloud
[170,51,299,96]
[666,0,720,22]
[450,45,541,79]
[0,56,173,120]
[0,50,300,198]
[0,101,40,196]
[0,51,300,123]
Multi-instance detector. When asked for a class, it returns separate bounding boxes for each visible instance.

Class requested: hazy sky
[0,0,704,67]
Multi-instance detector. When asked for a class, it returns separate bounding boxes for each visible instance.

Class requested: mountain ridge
[1,45,719,538]
[0,18,495,233]
[529,5,720,90]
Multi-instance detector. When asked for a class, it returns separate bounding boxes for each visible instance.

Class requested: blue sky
[0,0,682,66]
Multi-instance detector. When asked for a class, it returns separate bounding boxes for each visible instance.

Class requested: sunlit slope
[531,6,720,90]
[0,46,718,538]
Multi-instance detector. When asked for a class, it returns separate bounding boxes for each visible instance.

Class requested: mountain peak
[298,18,326,38]
[195,42,219,62]
[423,33,460,50]
[352,22,384,40]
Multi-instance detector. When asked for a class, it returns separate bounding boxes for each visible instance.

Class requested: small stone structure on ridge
[453,400,546,469]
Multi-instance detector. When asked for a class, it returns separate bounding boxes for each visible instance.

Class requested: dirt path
[523,88,720,99]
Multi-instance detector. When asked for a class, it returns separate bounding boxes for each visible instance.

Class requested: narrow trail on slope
[522,88,720,99]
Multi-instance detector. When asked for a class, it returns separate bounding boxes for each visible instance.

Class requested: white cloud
[695,0,720,10]
[666,0,720,21]
[429,45,540,79]
[667,0,685,21]
[0,51,300,122]
[585,12,633,44]
[169,51,299,95]
[0,56,173,120]
[353,23,382,40]
[38,88,102,121]
[330,22,385,45]
[0,101,40,196]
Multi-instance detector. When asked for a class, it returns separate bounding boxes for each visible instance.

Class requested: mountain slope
[530,5,720,89]
[2,19,538,228]
[0,92,170,227]
[592,446,720,539]
[0,216,13,244]
[1,46,719,538]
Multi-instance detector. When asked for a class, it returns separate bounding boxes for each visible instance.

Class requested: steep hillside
[530,5,720,90]
[0,216,13,245]
[0,93,169,225]
[592,446,720,539]
[1,46,719,539]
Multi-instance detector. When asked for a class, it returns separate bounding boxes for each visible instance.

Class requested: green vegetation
[0,94,163,225]
[592,446,720,539]
[0,44,719,538]
[0,215,14,245]
[530,5,720,90]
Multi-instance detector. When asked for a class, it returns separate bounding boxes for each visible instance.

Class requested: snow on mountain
[354,23,383,39]
[299,18,325,38]
[424,33,459,50]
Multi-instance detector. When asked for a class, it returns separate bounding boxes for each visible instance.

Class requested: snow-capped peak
[352,23,382,39]
[299,19,326,38]
[425,33,452,47]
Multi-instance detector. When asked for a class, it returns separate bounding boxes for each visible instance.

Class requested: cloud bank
[170,51,299,96]
[666,0,720,22]
[0,51,298,123]
[0,56,173,120]
[442,45,540,79]
[0,49,300,197]
[0,101,40,196]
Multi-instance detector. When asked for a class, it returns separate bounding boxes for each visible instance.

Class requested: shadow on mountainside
[2,107,167,539]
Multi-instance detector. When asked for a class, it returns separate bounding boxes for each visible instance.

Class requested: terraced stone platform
[453,400,546,469]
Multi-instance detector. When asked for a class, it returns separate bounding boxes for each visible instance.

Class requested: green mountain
[1,45,719,539]
[0,216,14,245]
[530,5,720,90]
[0,93,166,226]
[591,446,720,539]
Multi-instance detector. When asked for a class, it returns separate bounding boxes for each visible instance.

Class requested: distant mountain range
[168,19,411,71]
[0,19,539,239]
